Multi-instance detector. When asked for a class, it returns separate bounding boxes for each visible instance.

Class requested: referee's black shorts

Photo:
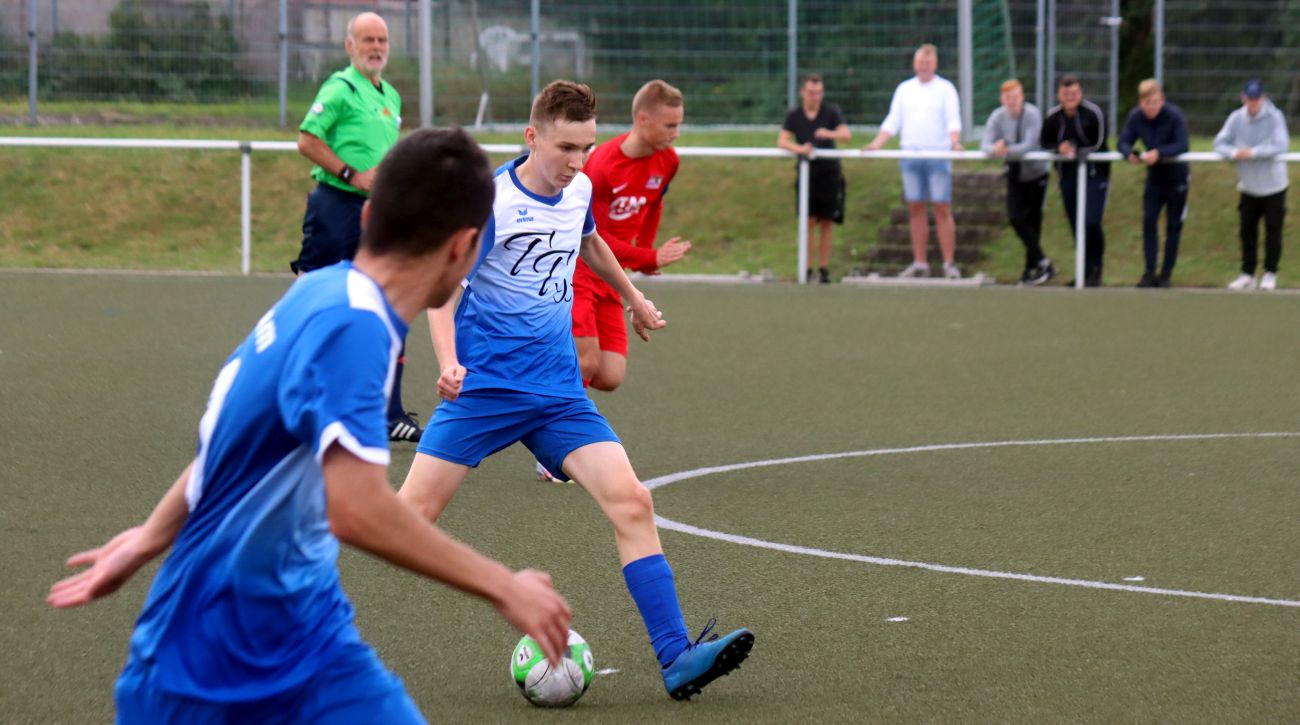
[796,169,846,224]
[291,183,366,274]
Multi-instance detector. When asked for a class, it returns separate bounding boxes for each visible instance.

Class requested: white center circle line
[646,433,1300,609]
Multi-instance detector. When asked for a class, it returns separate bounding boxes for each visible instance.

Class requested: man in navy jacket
[1118,79,1191,287]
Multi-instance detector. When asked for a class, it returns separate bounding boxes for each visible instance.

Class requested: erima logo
[609,196,648,221]
[311,102,324,114]
[254,310,276,353]
[646,175,664,189]
[516,207,534,223]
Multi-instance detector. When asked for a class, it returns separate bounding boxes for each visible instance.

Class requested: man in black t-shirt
[779,74,851,284]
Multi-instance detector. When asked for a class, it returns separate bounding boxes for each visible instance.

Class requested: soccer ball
[511,629,595,707]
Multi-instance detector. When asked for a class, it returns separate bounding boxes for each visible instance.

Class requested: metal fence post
[1104,4,1121,140]
[530,0,541,101]
[1074,161,1087,289]
[958,0,973,140]
[420,0,433,128]
[1154,0,1164,85]
[797,156,809,284]
[27,0,37,124]
[1035,0,1045,109]
[278,0,288,129]
[241,144,252,276]
[405,0,413,59]
[787,0,797,112]
[1046,0,1056,97]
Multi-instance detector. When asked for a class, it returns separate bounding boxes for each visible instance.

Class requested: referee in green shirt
[291,12,421,442]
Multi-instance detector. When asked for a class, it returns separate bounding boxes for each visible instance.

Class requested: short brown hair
[631,79,683,116]
[1138,78,1162,100]
[801,73,823,87]
[1000,79,1022,94]
[530,80,597,128]
[1057,74,1081,90]
[916,43,938,58]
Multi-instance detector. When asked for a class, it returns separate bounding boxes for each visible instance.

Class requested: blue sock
[622,554,690,668]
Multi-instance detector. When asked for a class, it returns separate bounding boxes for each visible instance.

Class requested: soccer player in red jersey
[574,79,693,391]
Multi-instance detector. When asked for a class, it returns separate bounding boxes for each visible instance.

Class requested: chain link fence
[0,0,1296,133]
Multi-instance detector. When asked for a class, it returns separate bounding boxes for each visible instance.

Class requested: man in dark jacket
[1118,79,1191,287]
[1041,75,1110,286]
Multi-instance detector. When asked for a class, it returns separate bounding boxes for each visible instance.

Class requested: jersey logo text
[503,230,575,302]
[608,196,648,221]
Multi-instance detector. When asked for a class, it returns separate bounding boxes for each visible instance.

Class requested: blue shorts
[115,642,424,725]
[899,158,953,203]
[417,389,620,482]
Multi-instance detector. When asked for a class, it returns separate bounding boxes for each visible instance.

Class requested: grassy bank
[1,122,1296,287]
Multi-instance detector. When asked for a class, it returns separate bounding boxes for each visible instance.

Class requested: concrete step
[876,226,998,247]
[887,207,1007,226]
[867,245,984,265]
[951,171,1005,189]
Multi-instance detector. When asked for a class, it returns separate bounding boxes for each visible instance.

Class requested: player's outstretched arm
[48,460,196,609]
[427,287,466,401]
[323,445,572,662]
[580,232,666,341]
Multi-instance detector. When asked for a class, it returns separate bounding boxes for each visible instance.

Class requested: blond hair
[631,79,684,116]
[1138,78,1163,101]
[916,43,938,58]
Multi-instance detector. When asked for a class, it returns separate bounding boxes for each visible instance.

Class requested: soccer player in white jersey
[47,129,572,724]
[398,80,754,701]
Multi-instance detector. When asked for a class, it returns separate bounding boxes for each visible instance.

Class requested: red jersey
[575,132,680,296]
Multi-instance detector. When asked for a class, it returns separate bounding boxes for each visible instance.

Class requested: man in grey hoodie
[982,79,1053,285]
[1214,80,1290,291]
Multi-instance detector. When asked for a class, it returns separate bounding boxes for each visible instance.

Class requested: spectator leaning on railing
[1041,75,1110,287]
[981,79,1053,286]
[866,43,965,280]
[779,73,851,284]
[1215,79,1290,292]
[1117,79,1190,289]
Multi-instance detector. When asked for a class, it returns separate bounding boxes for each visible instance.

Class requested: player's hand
[48,526,157,609]
[1127,151,1142,165]
[496,569,572,664]
[627,295,666,342]
[1233,147,1254,160]
[437,364,466,401]
[351,168,377,192]
[654,237,692,269]
[1142,149,1160,166]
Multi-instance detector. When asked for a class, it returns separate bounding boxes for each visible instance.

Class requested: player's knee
[396,485,446,523]
[607,481,655,528]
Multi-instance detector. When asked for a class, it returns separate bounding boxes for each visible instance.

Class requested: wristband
[338,165,355,183]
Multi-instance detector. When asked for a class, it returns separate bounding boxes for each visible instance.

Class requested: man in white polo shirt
[866,43,965,279]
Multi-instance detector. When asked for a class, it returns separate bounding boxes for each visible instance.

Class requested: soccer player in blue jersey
[47,129,573,724]
[398,80,755,701]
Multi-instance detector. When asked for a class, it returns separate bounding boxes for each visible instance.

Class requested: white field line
[646,433,1300,608]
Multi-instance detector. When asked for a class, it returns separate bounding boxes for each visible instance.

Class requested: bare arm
[777,129,812,155]
[580,232,665,342]
[298,132,375,192]
[814,124,852,142]
[323,445,571,661]
[48,461,196,608]
[428,287,465,401]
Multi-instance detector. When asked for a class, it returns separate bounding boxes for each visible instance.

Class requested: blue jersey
[126,262,406,701]
[456,155,596,399]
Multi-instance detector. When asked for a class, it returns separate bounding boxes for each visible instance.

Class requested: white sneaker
[897,262,930,278]
[1260,272,1277,291]
[943,262,961,280]
[535,460,560,482]
[1227,273,1256,291]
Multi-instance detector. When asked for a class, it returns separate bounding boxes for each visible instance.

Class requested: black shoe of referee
[388,411,423,442]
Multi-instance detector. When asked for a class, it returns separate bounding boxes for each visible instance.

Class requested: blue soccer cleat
[661,618,755,701]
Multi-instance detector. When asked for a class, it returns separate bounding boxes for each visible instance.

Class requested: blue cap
[1243,79,1264,99]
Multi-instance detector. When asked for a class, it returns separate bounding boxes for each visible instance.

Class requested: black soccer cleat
[388,411,423,442]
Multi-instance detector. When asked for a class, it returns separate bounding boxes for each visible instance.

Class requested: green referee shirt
[300,65,402,195]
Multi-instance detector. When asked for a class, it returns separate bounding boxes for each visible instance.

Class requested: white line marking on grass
[595,668,621,676]
[645,433,1300,609]
[1124,576,1147,582]
[886,617,910,622]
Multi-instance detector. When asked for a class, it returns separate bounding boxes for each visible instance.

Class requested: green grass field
[1,271,1296,723]
[1,123,1298,288]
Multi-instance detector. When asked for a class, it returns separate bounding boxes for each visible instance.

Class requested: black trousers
[1142,180,1189,277]
[1059,169,1109,278]
[1007,174,1048,269]
[1239,189,1287,274]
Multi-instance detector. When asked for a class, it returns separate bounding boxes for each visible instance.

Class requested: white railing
[2,136,1297,287]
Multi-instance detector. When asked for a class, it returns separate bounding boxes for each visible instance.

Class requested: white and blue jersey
[124,262,404,702]
[456,155,596,399]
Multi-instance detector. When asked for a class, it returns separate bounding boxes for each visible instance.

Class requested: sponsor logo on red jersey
[608,195,648,221]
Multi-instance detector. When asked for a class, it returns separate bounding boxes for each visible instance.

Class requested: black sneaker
[1136,272,1159,288]
[818,267,831,284]
[1157,272,1172,288]
[1021,262,1056,286]
[388,411,423,442]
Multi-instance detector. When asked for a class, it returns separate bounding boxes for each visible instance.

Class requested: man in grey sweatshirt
[1213,80,1290,291]
[982,79,1053,285]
